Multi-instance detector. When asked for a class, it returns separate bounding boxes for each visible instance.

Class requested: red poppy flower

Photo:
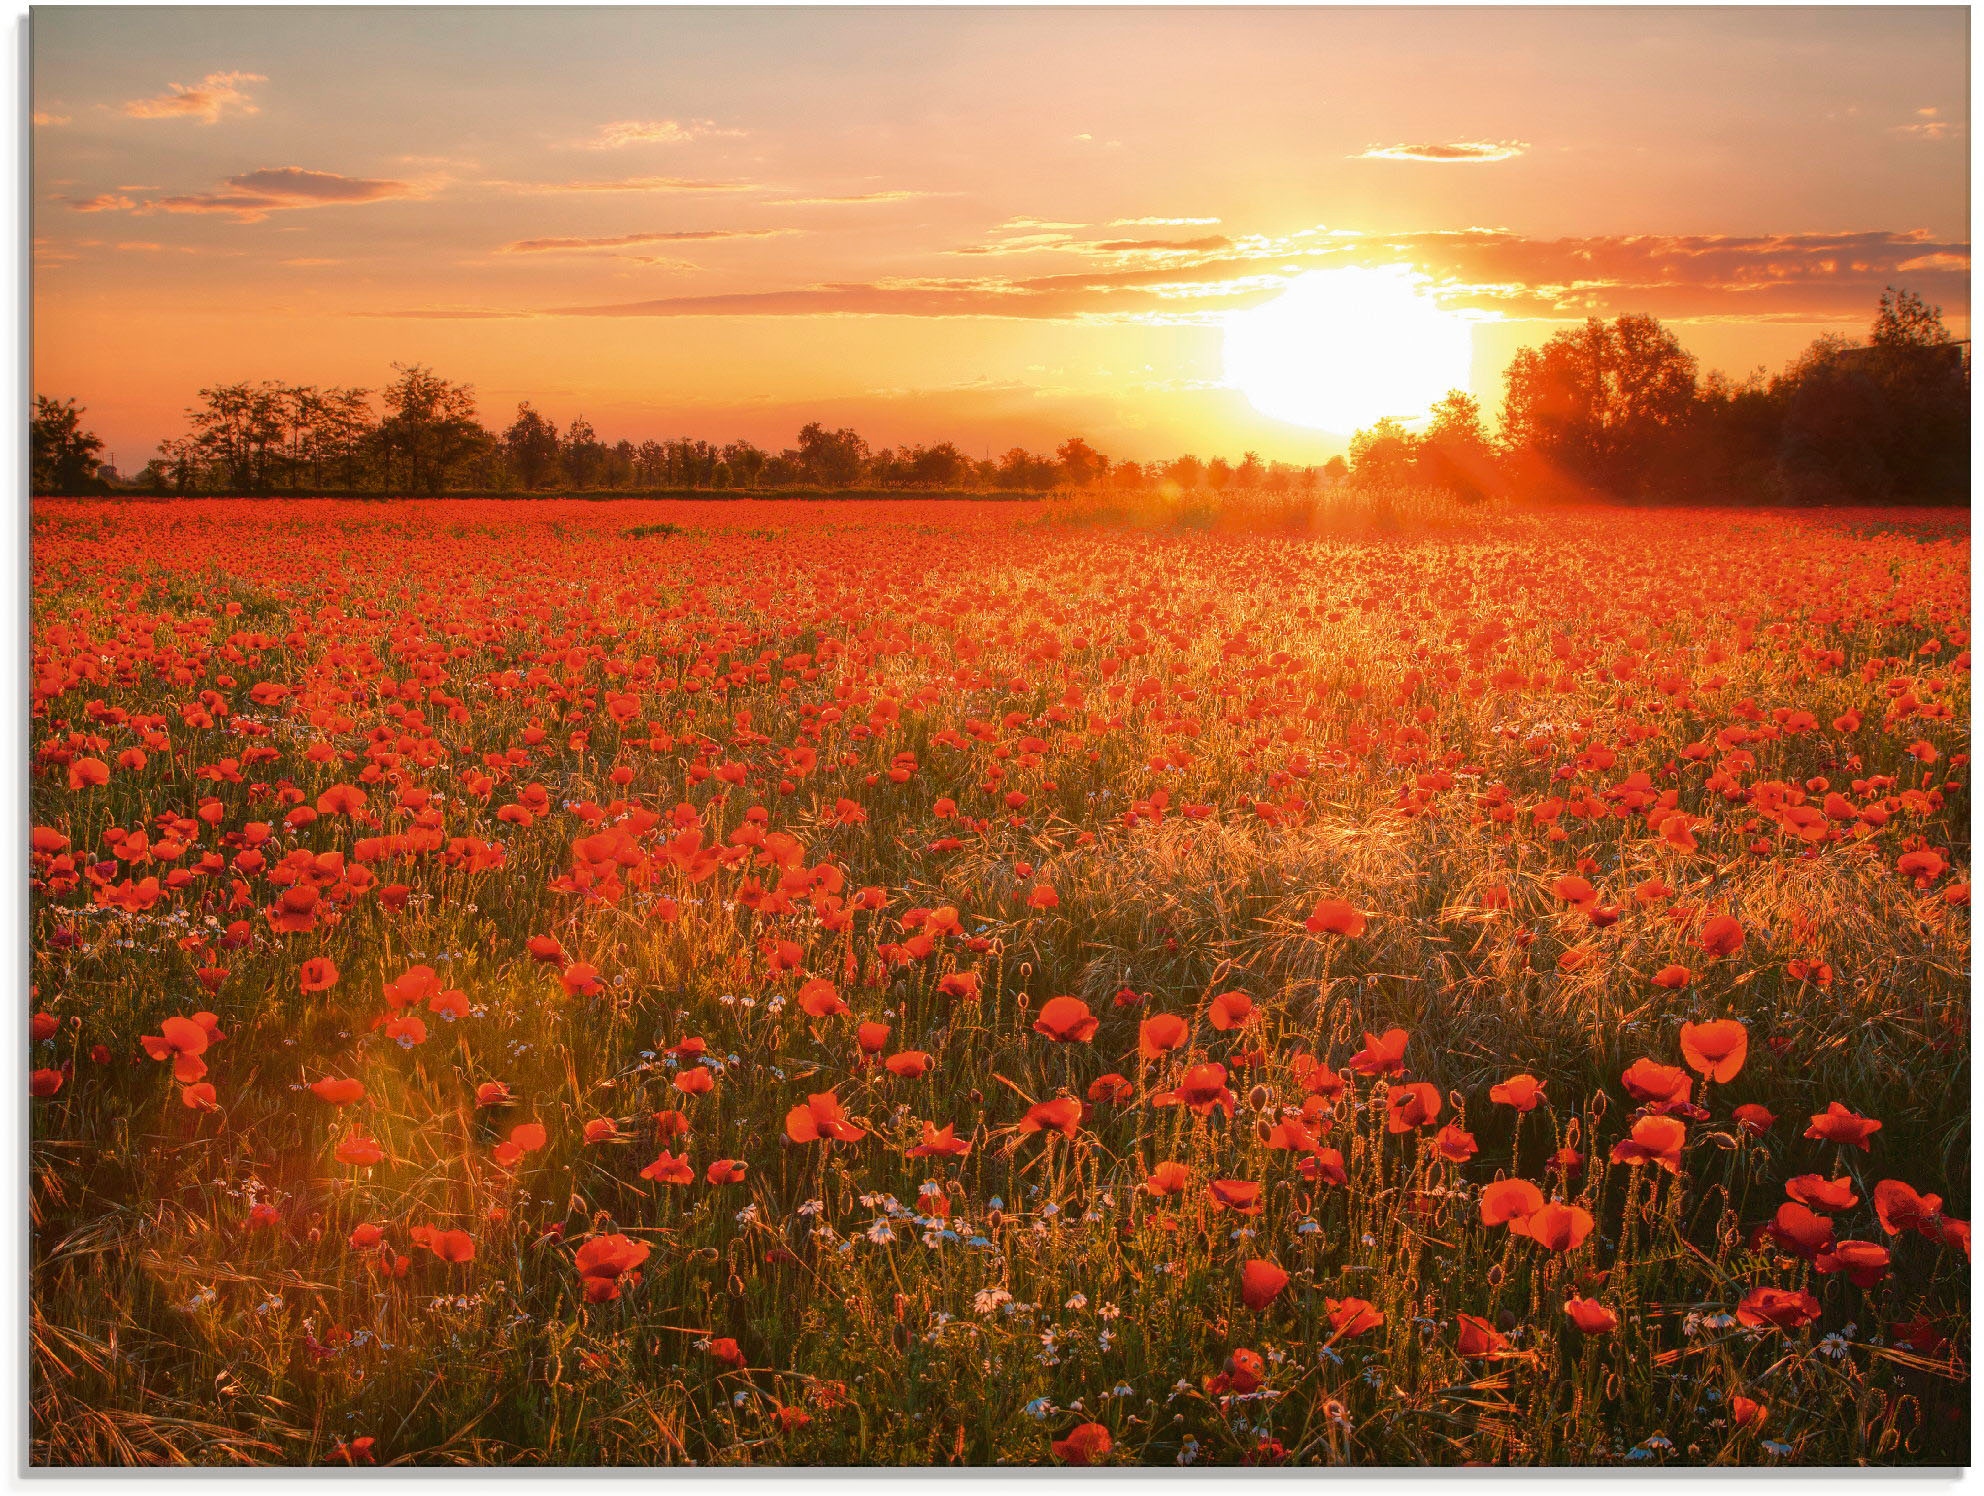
[1325,1297,1384,1338]
[1564,1297,1619,1334]
[1697,913,1745,958]
[1518,1201,1595,1252]
[797,978,849,1019]
[1784,1175,1858,1212]
[1678,1019,1748,1082]
[1206,991,1255,1031]
[1620,1058,1691,1105]
[1050,1423,1112,1465]
[1208,1179,1263,1215]
[1732,1104,1776,1136]
[1804,1102,1882,1150]
[1137,1013,1189,1058]
[1347,1028,1409,1078]
[1018,1096,1083,1138]
[1385,1082,1441,1133]
[640,1150,693,1185]
[1031,995,1098,1043]
[1734,1285,1819,1329]
[785,1090,866,1144]
[1456,1313,1509,1358]
[1609,1115,1687,1173]
[575,1234,651,1303]
[906,1122,971,1157]
[1239,1258,1289,1310]
[1145,1161,1190,1196]
[298,957,339,993]
[1480,1178,1545,1228]
[1304,898,1366,937]
[1431,1124,1478,1163]
[1152,1062,1235,1116]
[1488,1073,1544,1112]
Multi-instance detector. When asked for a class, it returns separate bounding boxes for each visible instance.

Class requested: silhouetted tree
[376,364,486,495]
[504,403,561,490]
[795,423,869,488]
[31,396,105,494]
[1500,314,1697,498]
[1055,436,1109,488]
[1415,390,1497,502]
[558,414,605,488]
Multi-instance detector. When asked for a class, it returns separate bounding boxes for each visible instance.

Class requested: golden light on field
[1222,266,1474,435]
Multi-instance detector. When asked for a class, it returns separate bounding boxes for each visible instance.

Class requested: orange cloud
[584,119,739,148]
[496,175,759,195]
[1357,141,1526,163]
[500,229,793,253]
[133,167,419,223]
[767,190,938,205]
[457,227,1967,324]
[121,70,264,124]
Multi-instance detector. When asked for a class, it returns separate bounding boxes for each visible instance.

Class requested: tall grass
[28,497,1969,1466]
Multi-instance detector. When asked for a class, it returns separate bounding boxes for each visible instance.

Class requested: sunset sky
[32,5,1971,468]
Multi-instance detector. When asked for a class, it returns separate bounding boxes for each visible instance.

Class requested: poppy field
[27,497,1971,1467]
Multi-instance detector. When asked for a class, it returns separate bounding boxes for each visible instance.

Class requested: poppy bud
[986,1208,1004,1231]
[1486,1264,1504,1288]
[1254,1118,1274,1145]
[1247,1084,1271,1113]
[1496,1309,1517,1333]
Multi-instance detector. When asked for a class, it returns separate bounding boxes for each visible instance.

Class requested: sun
[1223,266,1474,435]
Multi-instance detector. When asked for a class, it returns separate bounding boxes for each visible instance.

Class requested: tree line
[32,286,1965,505]
[1340,286,1967,506]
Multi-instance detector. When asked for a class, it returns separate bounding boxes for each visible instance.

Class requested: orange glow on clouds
[30,6,1969,465]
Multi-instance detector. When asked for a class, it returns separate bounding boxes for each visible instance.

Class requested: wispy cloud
[32,111,70,127]
[493,175,760,195]
[1891,107,1958,141]
[65,193,137,214]
[1112,216,1220,227]
[126,167,420,223]
[950,232,1232,259]
[583,118,740,149]
[121,70,264,124]
[409,226,1964,325]
[1356,140,1527,163]
[500,228,793,254]
[1088,235,1231,254]
[766,189,938,205]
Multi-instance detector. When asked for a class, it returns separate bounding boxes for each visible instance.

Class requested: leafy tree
[1500,314,1698,498]
[31,396,105,494]
[504,403,561,490]
[1873,286,1953,350]
[375,364,487,495]
[1164,455,1203,491]
[563,414,605,488]
[1347,416,1415,488]
[1054,436,1109,488]
[795,423,869,488]
[1416,390,1497,502]
[721,441,767,489]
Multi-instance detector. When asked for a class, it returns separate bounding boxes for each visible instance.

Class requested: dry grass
[28,496,1969,1466]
